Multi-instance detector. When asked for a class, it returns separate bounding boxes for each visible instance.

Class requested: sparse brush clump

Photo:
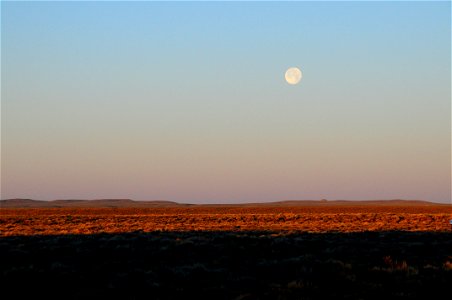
[378,256,419,275]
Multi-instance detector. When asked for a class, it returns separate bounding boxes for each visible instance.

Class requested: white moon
[285,67,302,85]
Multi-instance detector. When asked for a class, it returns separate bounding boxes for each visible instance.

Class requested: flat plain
[1,202,451,236]
[1,200,452,299]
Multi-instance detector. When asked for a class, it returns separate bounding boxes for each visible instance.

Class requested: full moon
[285,67,302,85]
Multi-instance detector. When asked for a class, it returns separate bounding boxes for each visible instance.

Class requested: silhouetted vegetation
[2,231,452,299]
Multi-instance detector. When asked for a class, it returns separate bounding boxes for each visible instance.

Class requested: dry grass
[1,205,451,236]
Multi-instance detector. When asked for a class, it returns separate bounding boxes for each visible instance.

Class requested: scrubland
[1,205,451,299]
[1,205,450,236]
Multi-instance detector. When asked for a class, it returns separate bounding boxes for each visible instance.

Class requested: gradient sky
[2,1,451,203]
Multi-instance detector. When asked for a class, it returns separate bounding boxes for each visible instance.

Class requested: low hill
[0,199,185,208]
[239,199,442,207]
[0,198,447,208]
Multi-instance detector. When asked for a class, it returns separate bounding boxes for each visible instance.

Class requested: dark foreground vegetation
[2,231,452,299]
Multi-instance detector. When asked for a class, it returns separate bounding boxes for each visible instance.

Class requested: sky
[1,1,451,203]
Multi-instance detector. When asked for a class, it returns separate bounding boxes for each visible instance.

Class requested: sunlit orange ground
[1,205,451,236]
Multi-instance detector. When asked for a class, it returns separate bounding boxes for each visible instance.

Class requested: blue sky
[2,1,451,202]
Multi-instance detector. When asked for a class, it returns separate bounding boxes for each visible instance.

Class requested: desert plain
[1,199,452,299]
[1,199,451,236]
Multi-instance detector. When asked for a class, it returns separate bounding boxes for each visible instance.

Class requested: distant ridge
[239,199,442,207]
[0,198,447,208]
[0,199,185,208]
